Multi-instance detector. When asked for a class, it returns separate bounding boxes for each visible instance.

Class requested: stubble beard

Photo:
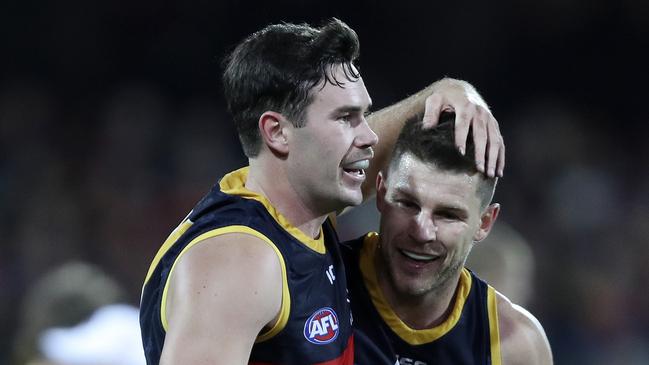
[387,251,465,302]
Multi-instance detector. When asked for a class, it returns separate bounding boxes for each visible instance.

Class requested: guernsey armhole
[160,225,291,342]
[487,286,502,365]
[142,218,194,292]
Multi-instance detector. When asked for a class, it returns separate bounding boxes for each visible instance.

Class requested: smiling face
[285,64,378,215]
[375,152,499,301]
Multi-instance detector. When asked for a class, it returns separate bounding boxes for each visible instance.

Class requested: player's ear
[474,203,500,242]
[259,111,289,155]
[376,171,387,213]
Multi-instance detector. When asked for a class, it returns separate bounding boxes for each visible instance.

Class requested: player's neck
[247,158,327,239]
[393,281,460,330]
[378,264,462,330]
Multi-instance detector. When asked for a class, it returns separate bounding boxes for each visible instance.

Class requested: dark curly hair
[223,18,361,157]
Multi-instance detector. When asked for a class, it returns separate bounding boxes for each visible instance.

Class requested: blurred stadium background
[1,0,648,363]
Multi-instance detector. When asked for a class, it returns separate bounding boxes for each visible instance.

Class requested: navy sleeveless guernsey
[341,232,502,365]
[140,167,353,365]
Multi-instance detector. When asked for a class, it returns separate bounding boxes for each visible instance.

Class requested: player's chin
[338,186,363,207]
[390,275,428,297]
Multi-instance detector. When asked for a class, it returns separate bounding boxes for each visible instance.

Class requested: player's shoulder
[161,233,284,363]
[167,233,284,325]
[168,232,284,312]
[495,291,553,365]
[177,232,282,280]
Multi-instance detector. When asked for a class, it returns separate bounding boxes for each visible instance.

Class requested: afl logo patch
[303,307,339,344]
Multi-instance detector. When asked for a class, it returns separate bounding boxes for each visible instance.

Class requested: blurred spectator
[466,221,535,307]
[12,261,145,365]
[38,304,144,365]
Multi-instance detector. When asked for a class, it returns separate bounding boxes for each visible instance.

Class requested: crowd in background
[1,1,648,363]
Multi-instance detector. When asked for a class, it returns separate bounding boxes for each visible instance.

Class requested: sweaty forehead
[387,153,480,202]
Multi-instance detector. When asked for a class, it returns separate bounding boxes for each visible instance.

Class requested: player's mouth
[398,249,441,263]
[341,159,370,182]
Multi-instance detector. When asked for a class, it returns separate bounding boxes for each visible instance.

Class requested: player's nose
[410,214,437,243]
[355,118,378,148]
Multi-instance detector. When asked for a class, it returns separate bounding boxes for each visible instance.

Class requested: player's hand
[422,83,505,178]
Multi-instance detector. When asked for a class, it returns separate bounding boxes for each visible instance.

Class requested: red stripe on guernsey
[249,335,354,365]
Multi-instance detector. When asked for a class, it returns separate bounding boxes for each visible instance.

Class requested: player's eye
[396,199,418,210]
[436,211,462,221]
[339,114,351,122]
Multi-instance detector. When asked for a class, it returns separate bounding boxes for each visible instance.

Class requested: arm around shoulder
[496,291,553,365]
[160,233,284,365]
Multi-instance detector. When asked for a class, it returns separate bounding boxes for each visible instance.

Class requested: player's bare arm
[160,234,283,365]
[363,77,504,199]
[497,291,553,365]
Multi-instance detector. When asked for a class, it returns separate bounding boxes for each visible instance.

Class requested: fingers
[423,90,506,177]
[471,108,505,178]
[453,102,472,157]
[497,138,505,177]
[485,113,502,178]
[421,93,443,129]
[469,105,488,174]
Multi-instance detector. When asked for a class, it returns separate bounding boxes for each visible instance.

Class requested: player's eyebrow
[438,205,468,214]
[435,203,470,219]
[392,187,417,201]
[330,103,373,117]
